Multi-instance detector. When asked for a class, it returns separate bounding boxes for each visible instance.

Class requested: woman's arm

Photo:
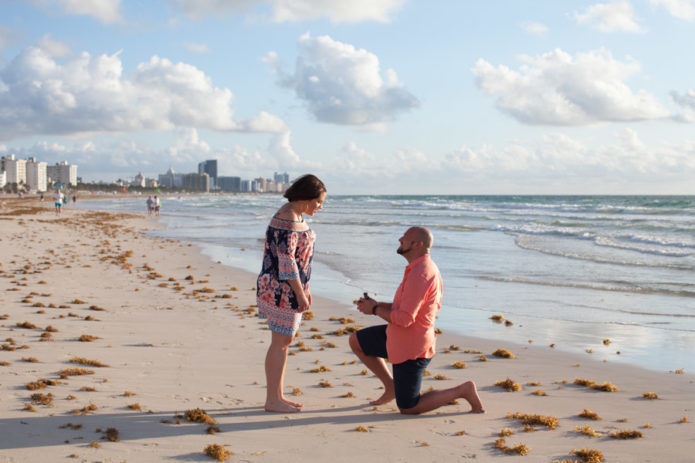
[288,277,310,311]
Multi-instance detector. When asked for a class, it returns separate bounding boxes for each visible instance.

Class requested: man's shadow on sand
[0,403,476,452]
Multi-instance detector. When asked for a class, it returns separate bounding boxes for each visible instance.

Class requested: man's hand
[357,296,377,315]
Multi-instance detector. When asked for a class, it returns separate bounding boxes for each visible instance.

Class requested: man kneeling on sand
[350,227,484,415]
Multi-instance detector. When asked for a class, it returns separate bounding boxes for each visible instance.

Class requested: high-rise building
[25,157,47,192]
[0,171,6,189]
[217,176,241,192]
[198,160,218,189]
[274,172,289,185]
[1,154,27,185]
[158,167,184,188]
[240,180,250,193]
[47,161,77,186]
[183,173,210,192]
[132,172,146,187]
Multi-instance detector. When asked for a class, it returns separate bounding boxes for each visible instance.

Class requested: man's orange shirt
[386,254,443,364]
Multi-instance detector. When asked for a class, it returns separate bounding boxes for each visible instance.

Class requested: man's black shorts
[355,324,431,410]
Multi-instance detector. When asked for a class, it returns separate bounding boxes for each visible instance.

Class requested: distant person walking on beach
[146,196,154,216]
[350,227,485,415]
[154,195,161,216]
[53,189,64,216]
[256,174,326,413]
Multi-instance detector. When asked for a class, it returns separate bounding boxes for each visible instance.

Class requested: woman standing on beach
[257,174,326,413]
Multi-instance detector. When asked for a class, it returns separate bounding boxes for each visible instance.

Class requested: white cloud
[166,128,211,163]
[267,33,419,125]
[521,21,549,36]
[573,0,645,32]
[0,26,19,51]
[650,0,695,20]
[444,129,695,177]
[671,89,695,109]
[26,0,123,24]
[184,42,210,53]
[169,0,404,23]
[472,48,668,126]
[0,45,287,140]
[35,35,72,57]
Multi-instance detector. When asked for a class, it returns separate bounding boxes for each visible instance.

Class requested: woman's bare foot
[265,400,301,413]
[282,397,303,408]
[369,389,395,405]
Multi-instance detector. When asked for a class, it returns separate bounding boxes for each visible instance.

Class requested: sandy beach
[0,198,692,463]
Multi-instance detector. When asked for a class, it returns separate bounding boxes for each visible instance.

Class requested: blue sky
[1,0,694,194]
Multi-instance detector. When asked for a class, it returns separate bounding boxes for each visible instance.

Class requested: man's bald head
[408,227,433,252]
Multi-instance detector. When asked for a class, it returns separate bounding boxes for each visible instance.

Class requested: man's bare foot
[459,381,484,413]
[282,397,303,408]
[265,400,301,413]
[369,390,395,406]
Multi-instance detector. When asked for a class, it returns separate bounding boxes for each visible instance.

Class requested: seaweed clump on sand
[578,409,602,420]
[642,392,659,400]
[494,438,530,456]
[570,448,604,463]
[495,378,522,392]
[204,444,232,461]
[492,348,515,359]
[609,429,643,439]
[575,424,601,437]
[185,408,217,425]
[574,378,619,392]
[506,412,559,430]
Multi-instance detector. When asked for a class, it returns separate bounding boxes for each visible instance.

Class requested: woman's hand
[297,292,311,312]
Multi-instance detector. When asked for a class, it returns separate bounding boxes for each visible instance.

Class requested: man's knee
[348,332,361,354]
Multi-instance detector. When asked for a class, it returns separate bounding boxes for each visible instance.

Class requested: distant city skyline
[1,2,694,194]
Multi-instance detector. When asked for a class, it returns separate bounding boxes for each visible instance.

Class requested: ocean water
[75,195,695,373]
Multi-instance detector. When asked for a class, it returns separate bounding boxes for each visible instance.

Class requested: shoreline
[0,199,692,462]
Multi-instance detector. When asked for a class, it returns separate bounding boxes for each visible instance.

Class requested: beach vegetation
[494,438,530,455]
[578,409,601,420]
[79,386,97,392]
[59,423,82,430]
[71,299,86,304]
[499,427,514,437]
[318,381,333,388]
[433,374,451,380]
[124,391,136,397]
[207,426,220,434]
[23,403,36,412]
[16,321,38,329]
[463,349,482,354]
[340,392,355,398]
[679,416,689,423]
[127,403,142,411]
[30,392,53,405]
[490,314,504,323]
[204,444,232,461]
[531,390,547,396]
[570,448,604,463]
[609,429,643,439]
[78,334,100,342]
[309,365,331,373]
[185,408,217,425]
[642,392,659,400]
[492,348,515,359]
[454,430,466,436]
[573,378,619,392]
[478,355,488,362]
[69,357,109,367]
[58,368,94,379]
[355,425,370,432]
[506,412,559,430]
[103,428,120,442]
[21,357,39,363]
[451,361,467,369]
[495,378,522,392]
[575,424,601,437]
[71,403,98,415]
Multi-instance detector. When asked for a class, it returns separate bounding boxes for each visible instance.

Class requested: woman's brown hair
[283,174,326,202]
